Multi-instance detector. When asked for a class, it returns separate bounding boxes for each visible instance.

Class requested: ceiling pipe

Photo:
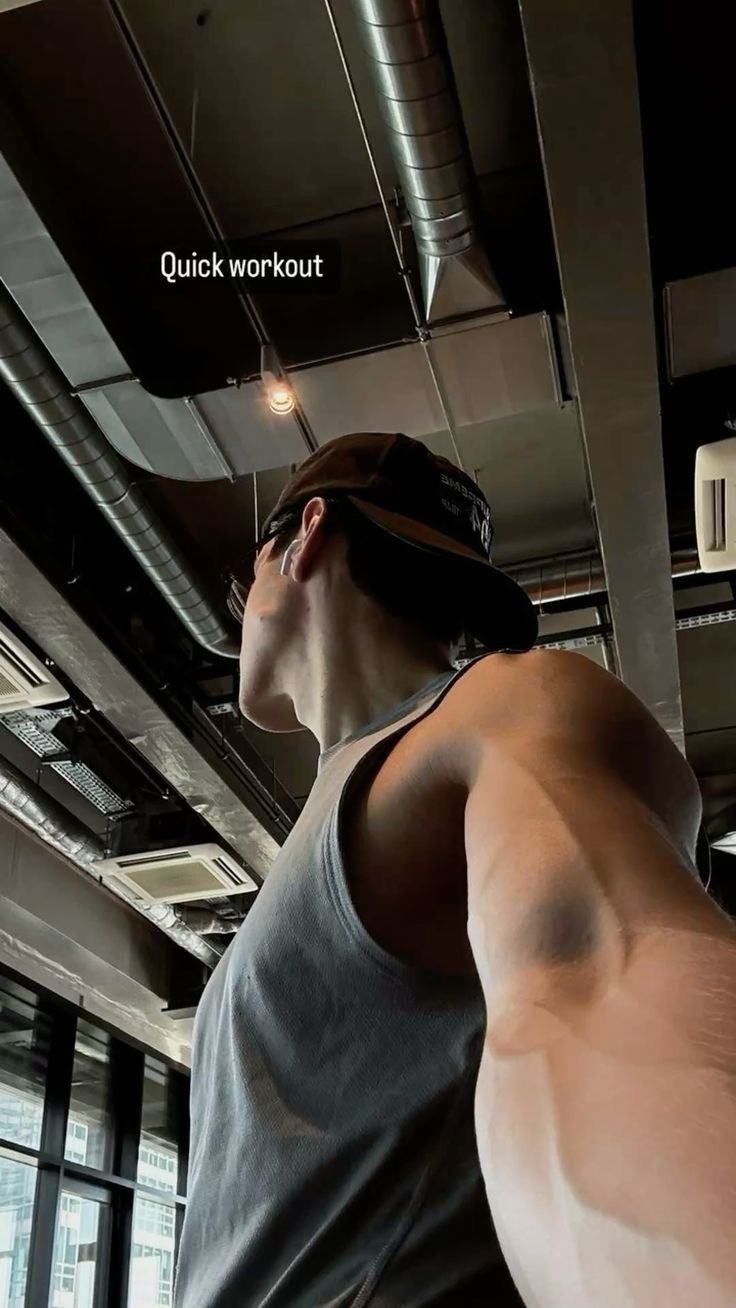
[505,545,701,606]
[0,754,221,969]
[0,283,239,660]
[351,0,504,321]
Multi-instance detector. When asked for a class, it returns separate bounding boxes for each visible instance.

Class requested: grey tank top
[175,660,522,1307]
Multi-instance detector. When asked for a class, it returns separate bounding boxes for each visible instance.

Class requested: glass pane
[128,1196,175,1308]
[64,1022,113,1171]
[0,979,51,1149]
[50,1190,106,1308]
[0,1154,37,1308]
[137,1060,179,1196]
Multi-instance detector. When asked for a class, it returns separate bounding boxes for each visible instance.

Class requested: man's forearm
[472,921,736,1308]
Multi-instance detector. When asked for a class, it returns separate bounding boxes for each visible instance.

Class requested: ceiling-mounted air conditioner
[94,843,258,904]
[695,435,736,571]
[0,620,69,713]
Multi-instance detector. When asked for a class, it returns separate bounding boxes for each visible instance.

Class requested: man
[175,432,736,1307]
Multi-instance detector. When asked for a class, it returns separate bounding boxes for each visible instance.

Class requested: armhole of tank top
[321,652,497,989]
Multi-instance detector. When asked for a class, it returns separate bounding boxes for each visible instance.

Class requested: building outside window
[0,972,188,1308]
[50,1190,106,1308]
[129,1198,176,1308]
[0,1156,36,1308]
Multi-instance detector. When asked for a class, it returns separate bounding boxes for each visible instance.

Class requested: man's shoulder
[432,648,685,783]
[443,647,622,733]
[429,648,700,841]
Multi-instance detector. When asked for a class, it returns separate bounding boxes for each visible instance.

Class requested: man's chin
[238,690,302,734]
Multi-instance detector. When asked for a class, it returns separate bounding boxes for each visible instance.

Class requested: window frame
[0,963,189,1308]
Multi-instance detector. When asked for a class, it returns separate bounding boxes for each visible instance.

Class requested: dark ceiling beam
[518,0,685,750]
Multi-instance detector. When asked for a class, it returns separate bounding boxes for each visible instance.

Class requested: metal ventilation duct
[352,0,504,320]
[505,545,701,606]
[0,283,238,659]
[0,755,221,969]
[0,150,556,485]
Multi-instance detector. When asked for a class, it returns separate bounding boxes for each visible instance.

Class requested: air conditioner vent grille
[95,843,257,905]
[0,638,44,690]
[212,856,244,888]
[117,850,193,869]
[0,621,68,712]
[0,668,19,701]
[695,437,736,571]
[126,859,224,901]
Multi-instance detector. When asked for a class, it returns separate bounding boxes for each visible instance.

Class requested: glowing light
[260,342,295,415]
[267,383,295,415]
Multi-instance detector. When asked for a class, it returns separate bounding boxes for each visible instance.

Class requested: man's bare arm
[455,651,736,1308]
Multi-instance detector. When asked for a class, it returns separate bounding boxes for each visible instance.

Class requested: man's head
[231,433,537,730]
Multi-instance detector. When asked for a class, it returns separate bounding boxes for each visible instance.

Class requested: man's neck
[289,601,453,753]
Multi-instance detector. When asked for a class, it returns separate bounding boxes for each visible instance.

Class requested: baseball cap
[258,432,537,652]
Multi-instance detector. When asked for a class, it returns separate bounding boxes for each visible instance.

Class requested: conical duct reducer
[354,0,505,320]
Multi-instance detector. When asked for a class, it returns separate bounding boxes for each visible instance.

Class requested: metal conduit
[0,755,221,968]
[0,283,238,659]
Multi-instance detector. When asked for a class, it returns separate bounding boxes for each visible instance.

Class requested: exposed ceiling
[119,0,540,232]
[0,0,734,1028]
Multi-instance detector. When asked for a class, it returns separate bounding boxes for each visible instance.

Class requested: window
[0,1155,36,1308]
[50,1190,109,1308]
[0,965,189,1308]
[0,978,51,1150]
[137,1058,181,1196]
[64,1021,113,1171]
[129,1197,176,1307]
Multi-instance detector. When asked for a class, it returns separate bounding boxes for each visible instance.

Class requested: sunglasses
[226,531,277,625]
[225,508,306,625]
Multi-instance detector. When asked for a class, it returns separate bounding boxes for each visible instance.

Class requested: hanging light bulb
[267,382,295,415]
[260,344,296,416]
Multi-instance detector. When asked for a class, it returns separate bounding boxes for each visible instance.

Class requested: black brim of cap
[345,496,538,652]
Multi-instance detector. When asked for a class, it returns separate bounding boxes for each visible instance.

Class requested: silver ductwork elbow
[353,0,504,320]
[0,283,238,659]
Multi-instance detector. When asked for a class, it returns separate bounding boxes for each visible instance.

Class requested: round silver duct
[505,546,701,606]
[0,283,238,659]
[353,0,504,320]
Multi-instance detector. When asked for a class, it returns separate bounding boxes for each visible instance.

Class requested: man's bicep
[463,729,736,1307]
[463,734,627,1050]
[462,725,714,1053]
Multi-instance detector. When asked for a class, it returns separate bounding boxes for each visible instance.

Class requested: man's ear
[291,497,330,579]
[300,496,329,536]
